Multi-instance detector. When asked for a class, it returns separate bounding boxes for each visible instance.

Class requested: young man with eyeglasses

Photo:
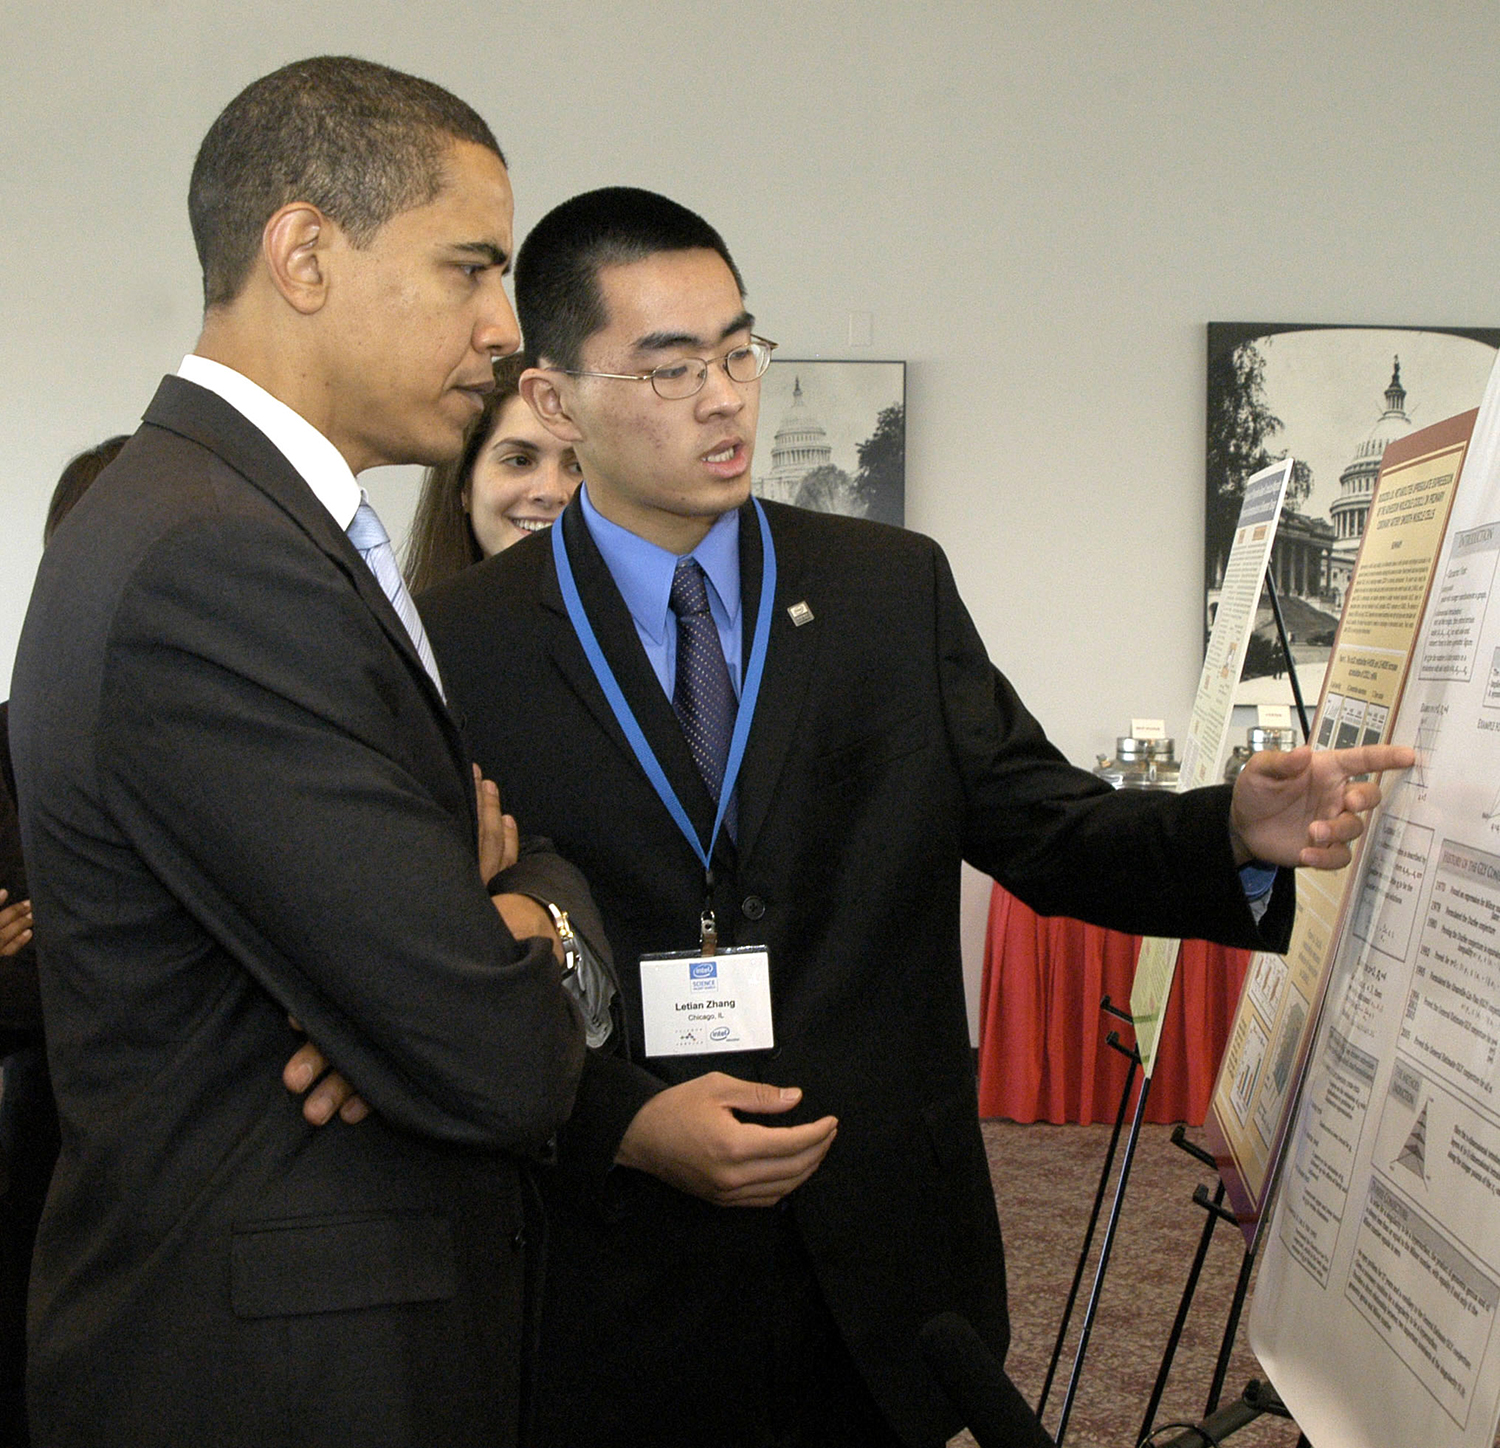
[416,186,1411,1448]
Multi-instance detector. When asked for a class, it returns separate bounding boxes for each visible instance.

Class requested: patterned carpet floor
[945,1120,1306,1448]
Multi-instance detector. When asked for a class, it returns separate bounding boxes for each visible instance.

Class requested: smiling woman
[404,352,584,593]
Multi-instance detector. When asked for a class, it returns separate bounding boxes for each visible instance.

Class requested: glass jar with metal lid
[1223,725,1299,783]
[1093,736,1181,792]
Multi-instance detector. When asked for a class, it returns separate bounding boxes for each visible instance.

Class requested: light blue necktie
[346,499,444,697]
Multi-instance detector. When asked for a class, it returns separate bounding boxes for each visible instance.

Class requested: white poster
[1251,355,1500,1448]
[1132,460,1292,1071]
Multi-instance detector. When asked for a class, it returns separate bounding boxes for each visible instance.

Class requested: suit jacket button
[741,895,766,921]
[511,1227,527,1252]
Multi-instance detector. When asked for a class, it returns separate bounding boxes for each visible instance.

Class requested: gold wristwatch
[543,901,579,977]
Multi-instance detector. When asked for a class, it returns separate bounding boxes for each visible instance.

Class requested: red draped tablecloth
[976,885,1252,1125]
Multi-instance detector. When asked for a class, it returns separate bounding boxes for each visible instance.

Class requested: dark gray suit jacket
[9,377,585,1447]
[420,498,1294,1448]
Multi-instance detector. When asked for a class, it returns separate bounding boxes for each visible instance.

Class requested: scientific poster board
[1132,460,1292,1072]
[1250,362,1500,1448]
[1204,408,1478,1237]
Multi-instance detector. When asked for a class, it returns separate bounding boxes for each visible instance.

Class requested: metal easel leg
[1137,1168,1227,1445]
[1053,1055,1152,1447]
[1036,998,1136,1419]
[1205,1240,1257,1417]
[1263,573,1311,741]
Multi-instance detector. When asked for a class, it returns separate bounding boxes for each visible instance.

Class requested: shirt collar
[578,484,741,644]
[177,354,363,529]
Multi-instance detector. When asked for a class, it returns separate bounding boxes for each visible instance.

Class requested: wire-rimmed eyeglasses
[556,336,777,400]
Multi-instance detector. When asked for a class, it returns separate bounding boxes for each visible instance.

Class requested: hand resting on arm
[284,764,563,1125]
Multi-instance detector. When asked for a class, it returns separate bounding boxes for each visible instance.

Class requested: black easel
[1141,1377,1309,1448]
[1263,573,1313,745]
[1133,571,1313,1448]
[1136,1126,1261,1446]
[1136,1129,1231,1439]
[1036,1000,1149,1445]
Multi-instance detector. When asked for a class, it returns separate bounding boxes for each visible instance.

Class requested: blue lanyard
[551,500,778,871]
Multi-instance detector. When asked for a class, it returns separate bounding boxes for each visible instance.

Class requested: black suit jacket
[8,377,585,1447]
[421,498,1293,1447]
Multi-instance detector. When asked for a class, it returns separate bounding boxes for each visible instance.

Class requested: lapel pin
[787,601,814,627]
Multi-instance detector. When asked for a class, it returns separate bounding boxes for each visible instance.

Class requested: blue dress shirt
[578,484,743,699]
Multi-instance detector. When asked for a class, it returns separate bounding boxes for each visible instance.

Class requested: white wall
[4,1,1498,1036]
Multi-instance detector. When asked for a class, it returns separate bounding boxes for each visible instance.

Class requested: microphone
[919,1312,1056,1448]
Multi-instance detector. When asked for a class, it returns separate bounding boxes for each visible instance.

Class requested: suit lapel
[142,376,470,781]
[541,498,823,871]
[733,502,823,864]
[542,502,723,856]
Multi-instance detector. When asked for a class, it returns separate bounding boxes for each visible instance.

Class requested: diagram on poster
[1250,358,1500,1448]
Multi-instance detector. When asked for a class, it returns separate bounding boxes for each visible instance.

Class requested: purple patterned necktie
[668,557,736,807]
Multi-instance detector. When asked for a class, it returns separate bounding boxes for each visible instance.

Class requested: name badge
[639,947,774,1057]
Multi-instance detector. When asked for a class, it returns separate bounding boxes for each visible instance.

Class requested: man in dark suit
[8,58,586,1447]
[418,188,1411,1448]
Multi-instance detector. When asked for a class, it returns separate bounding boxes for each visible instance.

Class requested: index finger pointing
[1351,743,1416,774]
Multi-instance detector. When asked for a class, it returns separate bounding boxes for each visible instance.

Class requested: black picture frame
[752,359,906,526]
[1205,323,1499,707]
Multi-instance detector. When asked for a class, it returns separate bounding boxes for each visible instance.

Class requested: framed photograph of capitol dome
[1205,323,1500,712]
[752,359,906,526]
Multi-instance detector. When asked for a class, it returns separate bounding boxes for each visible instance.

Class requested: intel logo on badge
[710,1026,732,1041]
[690,961,717,980]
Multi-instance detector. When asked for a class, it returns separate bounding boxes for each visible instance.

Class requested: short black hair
[515,187,744,371]
[189,56,503,309]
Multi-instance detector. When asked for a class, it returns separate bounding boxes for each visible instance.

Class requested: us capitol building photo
[1213,356,1418,657]
[754,376,836,505]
